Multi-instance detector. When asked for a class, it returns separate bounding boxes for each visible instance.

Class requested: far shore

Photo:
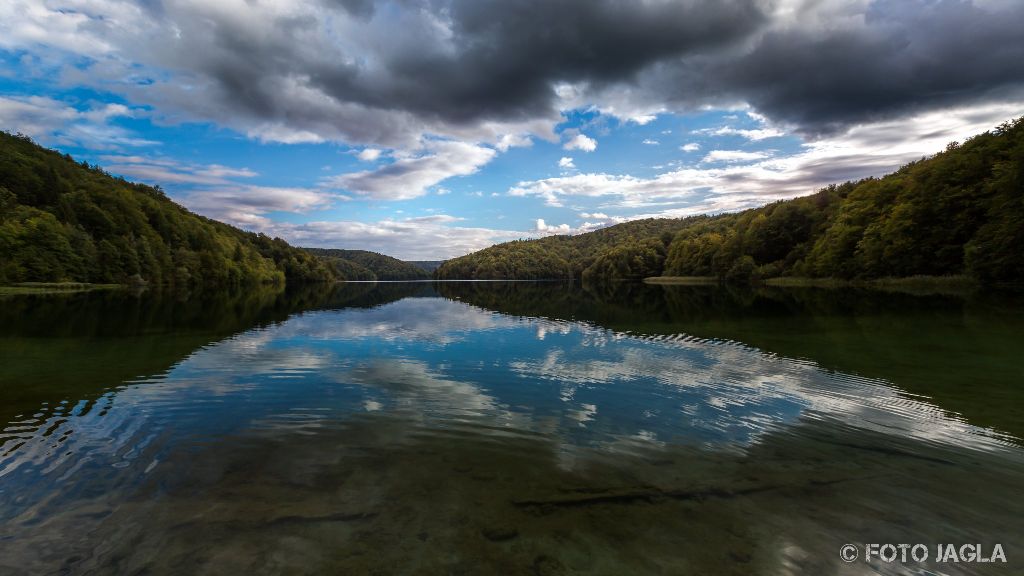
[0,275,988,297]
[645,275,981,295]
[0,282,125,296]
[642,276,720,285]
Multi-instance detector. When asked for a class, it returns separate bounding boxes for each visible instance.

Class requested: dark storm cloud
[177,0,767,131]
[323,0,377,18]
[356,0,767,123]
[701,0,1024,134]
[37,0,1024,144]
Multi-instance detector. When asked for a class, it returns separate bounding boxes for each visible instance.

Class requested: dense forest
[408,260,445,273]
[437,117,1024,287]
[0,132,335,287]
[303,248,430,281]
[436,218,692,280]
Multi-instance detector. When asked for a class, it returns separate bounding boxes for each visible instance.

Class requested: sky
[1,0,1023,260]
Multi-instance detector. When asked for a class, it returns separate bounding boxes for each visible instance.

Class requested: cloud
[96,154,337,229]
[509,102,1022,214]
[357,148,382,162]
[705,126,784,141]
[535,218,572,235]
[558,156,575,169]
[495,133,533,151]
[101,155,258,185]
[1,0,763,147]
[266,217,524,260]
[0,95,156,149]
[613,0,1024,136]
[324,140,496,200]
[198,165,260,179]
[4,0,1023,147]
[563,132,598,152]
[701,149,772,163]
[680,143,701,152]
[403,214,463,224]
[181,185,338,228]
[511,172,695,209]
[642,139,660,145]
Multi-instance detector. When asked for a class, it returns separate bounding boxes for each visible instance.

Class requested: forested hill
[437,117,1024,287]
[436,218,694,280]
[304,248,430,281]
[409,260,445,273]
[0,132,334,287]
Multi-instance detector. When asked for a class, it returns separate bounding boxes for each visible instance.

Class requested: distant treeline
[0,131,334,287]
[408,260,445,273]
[437,117,1024,287]
[303,248,430,281]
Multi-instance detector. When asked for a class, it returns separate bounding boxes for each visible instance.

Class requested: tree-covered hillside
[437,117,1024,287]
[304,248,430,281]
[0,132,335,287]
[409,260,445,273]
[435,218,693,280]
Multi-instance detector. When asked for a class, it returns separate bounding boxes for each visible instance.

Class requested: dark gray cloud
[144,0,767,139]
[366,0,766,123]
[700,0,1024,134]
[12,0,1024,145]
[324,0,377,18]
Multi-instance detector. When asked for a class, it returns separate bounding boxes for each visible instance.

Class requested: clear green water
[1,282,1022,575]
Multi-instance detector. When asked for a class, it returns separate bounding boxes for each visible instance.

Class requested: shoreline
[0,282,125,296]
[645,275,981,295]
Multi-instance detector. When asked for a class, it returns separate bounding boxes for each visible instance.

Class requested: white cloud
[680,142,701,152]
[100,155,257,186]
[266,217,524,260]
[357,148,382,162]
[199,165,259,179]
[108,163,224,185]
[510,102,1024,216]
[558,156,576,169]
[702,149,772,163]
[642,139,660,145]
[95,154,339,230]
[181,185,338,228]
[0,0,122,57]
[563,132,597,152]
[325,140,497,201]
[495,133,533,151]
[403,214,462,224]
[534,216,623,237]
[535,218,572,235]
[510,172,697,208]
[708,126,785,141]
[0,95,156,149]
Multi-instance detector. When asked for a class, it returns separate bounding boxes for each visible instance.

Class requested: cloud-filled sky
[1,0,1022,259]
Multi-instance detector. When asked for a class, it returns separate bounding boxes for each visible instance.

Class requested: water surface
[1,282,1021,575]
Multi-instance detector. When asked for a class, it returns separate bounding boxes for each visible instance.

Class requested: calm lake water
[1,282,1022,575]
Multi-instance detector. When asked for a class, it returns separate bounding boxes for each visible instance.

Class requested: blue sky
[1,0,1022,259]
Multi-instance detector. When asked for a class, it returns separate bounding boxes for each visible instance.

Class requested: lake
[1,281,1022,575]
